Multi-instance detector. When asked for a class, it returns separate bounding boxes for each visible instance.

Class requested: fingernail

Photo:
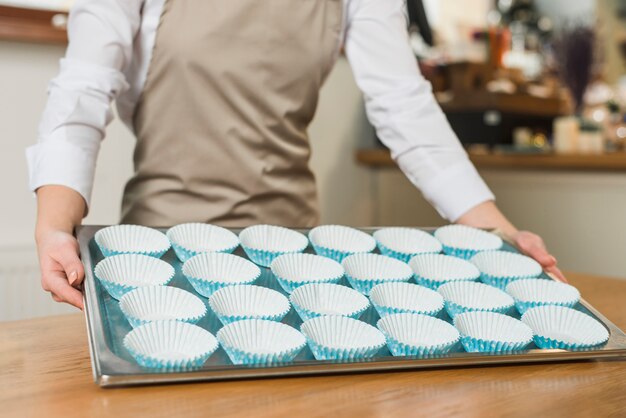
[68,270,77,286]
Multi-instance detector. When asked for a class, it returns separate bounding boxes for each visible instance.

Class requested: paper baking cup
[470,250,542,290]
[522,305,609,349]
[308,225,376,262]
[454,311,533,352]
[182,252,261,297]
[301,316,386,360]
[119,286,207,328]
[94,254,175,300]
[377,313,460,357]
[505,278,581,314]
[270,253,344,293]
[123,321,219,370]
[95,224,170,258]
[166,223,239,262]
[409,253,480,290]
[289,283,370,321]
[208,285,290,325]
[437,281,515,318]
[434,225,503,259]
[342,253,413,295]
[217,319,306,365]
[373,227,442,262]
[369,282,444,317]
[239,225,308,267]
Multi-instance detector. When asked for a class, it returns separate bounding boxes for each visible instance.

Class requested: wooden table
[2,273,625,418]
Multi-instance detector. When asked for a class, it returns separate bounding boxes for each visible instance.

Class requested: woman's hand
[510,230,567,282]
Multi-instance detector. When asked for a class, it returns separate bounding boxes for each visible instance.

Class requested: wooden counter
[1,272,625,418]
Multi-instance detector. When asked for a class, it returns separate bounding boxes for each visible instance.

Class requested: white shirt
[26,0,494,222]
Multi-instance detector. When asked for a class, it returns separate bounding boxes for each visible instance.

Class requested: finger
[45,271,84,309]
[518,238,556,268]
[53,244,85,287]
[52,294,63,303]
[546,265,568,283]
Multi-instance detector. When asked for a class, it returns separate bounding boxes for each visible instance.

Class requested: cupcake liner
[454,311,533,353]
[239,225,308,267]
[373,227,442,262]
[123,321,219,370]
[308,225,376,262]
[301,316,386,361]
[94,254,175,300]
[505,278,581,314]
[470,250,543,290]
[166,223,239,262]
[119,286,207,328]
[270,253,344,293]
[437,281,515,318]
[217,319,306,365]
[342,253,413,295]
[377,313,460,357]
[369,282,444,317]
[434,225,503,259]
[409,254,480,290]
[208,285,290,325]
[94,225,171,258]
[289,283,370,321]
[182,252,261,297]
[522,306,609,349]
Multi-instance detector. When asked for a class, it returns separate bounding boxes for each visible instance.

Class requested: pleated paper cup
[301,316,386,361]
[123,321,219,370]
[182,252,261,297]
[434,225,502,259]
[289,283,370,321]
[409,253,480,290]
[208,285,290,325]
[522,306,609,350]
[454,311,533,353]
[342,253,413,295]
[506,278,581,314]
[94,254,175,300]
[377,313,460,357]
[308,225,376,262]
[373,227,442,262]
[470,250,542,290]
[239,225,308,267]
[166,223,239,262]
[369,282,444,317]
[119,286,207,328]
[437,281,515,318]
[217,319,306,364]
[270,253,344,293]
[95,224,170,258]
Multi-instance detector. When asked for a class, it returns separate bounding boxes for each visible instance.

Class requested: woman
[28,0,564,309]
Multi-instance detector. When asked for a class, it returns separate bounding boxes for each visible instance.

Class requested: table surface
[2,272,626,418]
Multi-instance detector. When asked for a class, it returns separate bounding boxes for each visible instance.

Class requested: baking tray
[78,225,626,388]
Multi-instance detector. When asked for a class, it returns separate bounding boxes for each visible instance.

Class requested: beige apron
[121,0,343,228]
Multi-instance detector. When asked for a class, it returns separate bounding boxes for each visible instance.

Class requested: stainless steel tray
[78,225,626,388]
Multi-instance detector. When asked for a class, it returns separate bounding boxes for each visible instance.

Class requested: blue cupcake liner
[384,334,460,357]
[377,242,440,263]
[345,275,411,296]
[414,275,480,290]
[98,246,168,259]
[371,300,442,318]
[311,244,363,263]
[97,279,173,300]
[221,343,305,365]
[514,299,578,315]
[444,300,514,319]
[215,310,290,326]
[126,314,204,329]
[441,245,481,260]
[171,242,237,263]
[480,274,534,291]
[242,246,305,268]
[274,274,342,294]
[531,335,605,350]
[460,335,531,353]
[125,345,215,370]
[292,301,368,322]
[305,337,384,361]
[185,276,258,298]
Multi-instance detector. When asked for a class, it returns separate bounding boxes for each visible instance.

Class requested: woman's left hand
[510,230,567,283]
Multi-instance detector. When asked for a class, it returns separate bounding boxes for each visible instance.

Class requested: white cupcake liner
[270,253,344,293]
[308,225,376,262]
[437,281,515,318]
[217,319,306,364]
[239,225,308,267]
[95,225,170,258]
[123,321,219,370]
[470,250,543,290]
[434,225,503,259]
[377,313,460,357]
[301,316,386,361]
[454,311,533,353]
[522,306,609,349]
[342,253,413,295]
[506,278,581,314]
[182,252,261,297]
[166,223,239,262]
[94,254,175,300]
[369,282,444,317]
[373,227,442,262]
[208,285,290,325]
[409,253,480,290]
[119,286,207,328]
[289,283,370,321]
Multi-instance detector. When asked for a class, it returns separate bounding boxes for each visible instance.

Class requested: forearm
[455,200,518,238]
[35,185,86,240]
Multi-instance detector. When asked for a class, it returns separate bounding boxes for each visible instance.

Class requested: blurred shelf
[0,5,67,44]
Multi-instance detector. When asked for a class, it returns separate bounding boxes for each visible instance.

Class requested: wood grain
[1,272,625,418]
[0,5,68,44]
